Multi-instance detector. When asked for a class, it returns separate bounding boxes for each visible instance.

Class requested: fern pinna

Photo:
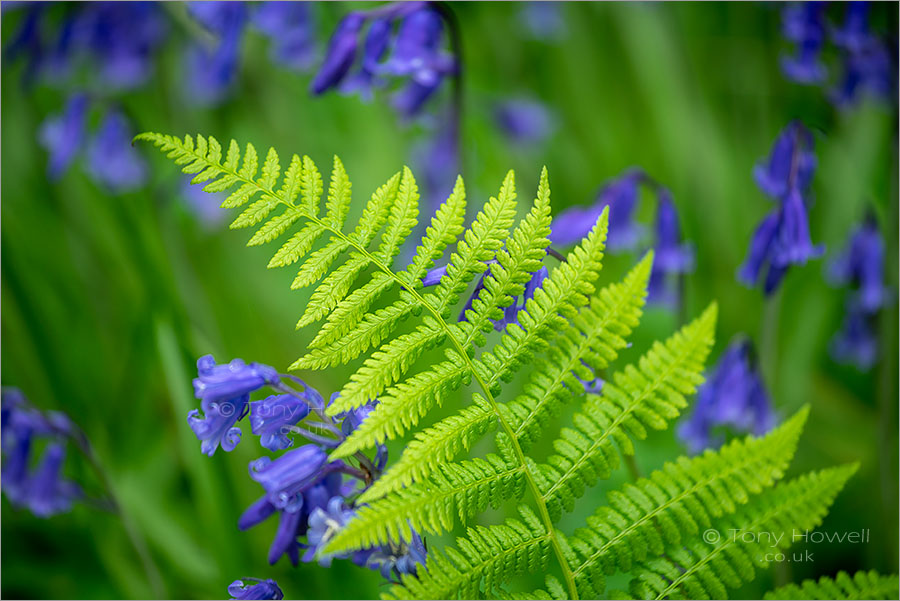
[138,132,895,600]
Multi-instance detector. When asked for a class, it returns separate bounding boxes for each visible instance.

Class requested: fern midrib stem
[541,333,705,502]
[571,444,780,579]
[204,157,582,598]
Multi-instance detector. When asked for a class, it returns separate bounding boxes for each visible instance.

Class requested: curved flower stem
[70,431,165,598]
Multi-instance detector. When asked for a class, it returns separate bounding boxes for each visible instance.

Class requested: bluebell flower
[1,415,34,505]
[739,123,824,294]
[37,93,89,180]
[337,399,388,471]
[339,17,392,100]
[303,496,356,566]
[228,578,283,601]
[310,13,366,95]
[188,355,279,456]
[252,1,316,71]
[830,31,896,108]
[249,394,312,452]
[830,304,879,371]
[249,444,331,512]
[493,98,555,145]
[550,169,645,250]
[3,2,47,85]
[184,1,247,106]
[365,528,428,581]
[678,339,777,453]
[780,3,827,84]
[828,215,888,312]
[85,110,147,193]
[831,2,872,54]
[647,189,694,307]
[22,443,81,518]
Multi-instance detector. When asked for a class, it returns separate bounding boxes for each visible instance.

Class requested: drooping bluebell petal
[780,3,827,84]
[751,122,816,201]
[780,37,827,84]
[268,504,304,566]
[830,35,896,108]
[238,495,278,531]
[421,263,447,287]
[249,394,311,452]
[1,418,33,505]
[828,215,887,312]
[677,339,777,454]
[391,78,442,118]
[769,188,824,268]
[493,98,555,145]
[738,211,780,288]
[184,1,246,106]
[22,442,81,518]
[365,527,428,582]
[193,355,280,406]
[85,109,147,193]
[228,578,284,601]
[252,1,316,71]
[830,304,879,370]
[382,7,452,83]
[303,496,355,566]
[38,93,89,180]
[187,393,249,457]
[339,17,392,100]
[310,12,366,95]
[648,190,694,306]
[1,388,27,446]
[249,444,329,511]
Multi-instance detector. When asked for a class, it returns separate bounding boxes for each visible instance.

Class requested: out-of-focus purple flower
[304,496,356,566]
[249,394,311,452]
[413,122,459,216]
[249,444,330,511]
[38,93,89,180]
[739,123,823,294]
[4,3,48,85]
[1,416,34,505]
[252,1,316,71]
[830,33,896,108]
[780,3,827,84]
[831,2,871,53]
[228,578,284,601]
[493,98,555,145]
[188,355,279,456]
[365,528,428,581]
[647,190,695,306]
[678,339,777,453]
[830,304,879,370]
[338,17,392,100]
[828,216,887,312]
[182,177,228,226]
[550,169,645,250]
[518,1,566,42]
[22,443,81,518]
[85,110,147,193]
[184,1,247,106]
[752,122,816,202]
[310,13,366,95]
[1,388,28,445]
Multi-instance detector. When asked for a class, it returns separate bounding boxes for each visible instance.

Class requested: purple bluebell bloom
[228,578,283,601]
[252,2,316,71]
[249,444,330,511]
[85,110,147,193]
[550,169,645,250]
[739,123,823,294]
[249,394,311,452]
[38,93,89,180]
[22,443,81,518]
[830,32,896,108]
[647,190,695,307]
[184,1,247,106]
[188,355,279,456]
[1,416,34,505]
[828,215,887,312]
[831,2,872,53]
[310,13,366,95]
[304,496,356,566]
[493,98,555,145]
[830,304,879,371]
[678,339,777,453]
[339,17,392,100]
[780,3,827,84]
[365,528,428,581]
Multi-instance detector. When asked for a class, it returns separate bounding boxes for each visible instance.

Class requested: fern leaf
[290,237,350,290]
[385,507,550,600]
[509,252,652,449]
[247,206,302,246]
[323,155,351,228]
[238,142,258,179]
[260,146,280,190]
[300,155,324,216]
[568,408,808,598]
[763,571,899,600]
[538,302,717,519]
[351,171,402,248]
[360,396,496,501]
[376,166,420,264]
[629,464,857,600]
[267,222,326,268]
[402,176,467,284]
[296,253,370,328]
[327,454,525,552]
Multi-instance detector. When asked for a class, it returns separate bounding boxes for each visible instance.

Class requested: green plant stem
[760,288,782,390]
[624,454,641,481]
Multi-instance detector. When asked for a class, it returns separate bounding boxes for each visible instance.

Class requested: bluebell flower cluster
[1,388,82,518]
[310,2,456,120]
[678,340,778,453]
[780,2,896,107]
[827,215,890,370]
[738,121,823,295]
[188,355,425,581]
[228,578,283,601]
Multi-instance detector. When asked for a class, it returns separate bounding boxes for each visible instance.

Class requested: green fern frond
[628,464,857,600]
[384,507,551,600]
[567,407,808,598]
[327,454,525,552]
[763,570,899,600]
[507,251,652,450]
[537,303,717,519]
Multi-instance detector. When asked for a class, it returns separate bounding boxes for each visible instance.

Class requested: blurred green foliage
[2,2,897,599]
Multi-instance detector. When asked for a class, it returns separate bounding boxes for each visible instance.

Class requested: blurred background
[1,2,897,599]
